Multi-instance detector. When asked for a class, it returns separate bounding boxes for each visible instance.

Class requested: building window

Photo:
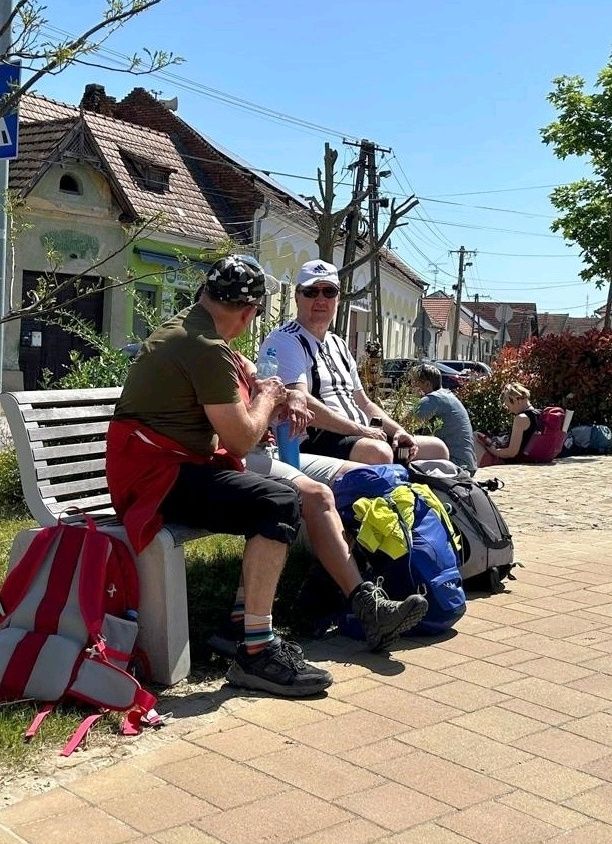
[121,151,171,193]
[133,284,158,340]
[59,173,81,194]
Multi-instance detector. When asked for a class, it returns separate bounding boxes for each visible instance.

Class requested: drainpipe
[253,199,271,347]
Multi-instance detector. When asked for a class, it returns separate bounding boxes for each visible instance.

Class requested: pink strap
[25,703,54,740]
[60,713,105,756]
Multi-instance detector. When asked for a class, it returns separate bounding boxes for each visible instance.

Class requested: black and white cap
[206,255,280,304]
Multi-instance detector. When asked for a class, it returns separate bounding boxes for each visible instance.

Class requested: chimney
[80,84,116,116]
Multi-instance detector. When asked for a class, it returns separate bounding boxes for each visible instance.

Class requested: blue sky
[31,0,612,315]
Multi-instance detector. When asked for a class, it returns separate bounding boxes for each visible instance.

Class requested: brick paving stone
[153,752,287,809]
[440,660,527,688]
[348,685,462,727]
[327,676,380,699]
[494,757,604,801]
[511,726,611,767]
[99,783,215,835]
[294,817,386,843]
[497,677,610,716]
[250,744,384,799]
[152,827,221,844]
[546,822,612,843]
[449,705,545,742]
[420,679,509,711]
[576,753,612,782]
[395,647,471,671]
[12,805,137,844]
[435,634,512,659]
[235,698,330,732]
[285,708,403,754]
[374,664,453,692]
[396,722,532,773]
[195,790,351,844]
[437,799,561,843]
[381,823,474,843]
[498,790,589,831]
[0,789,86,827]
[300,696,356,716]
[561,712,612,745]
[65,766,165,802]
[334,782,450,832]
[339,738,417,769]
[187,721,294,760]
[369,749,511,808]
[514,614,609,639]
[568,672,612,700]
[511,657,595,684]
[565,783,612,824]
[498,698,573,726]
[483,648,538,667]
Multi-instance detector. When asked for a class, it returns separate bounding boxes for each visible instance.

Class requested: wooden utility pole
[605,218,612,331]
[450,246,476,358]
[336,139,391,350]
[335,144,368,337]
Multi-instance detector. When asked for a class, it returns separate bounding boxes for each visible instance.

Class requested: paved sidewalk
[2,458,612,843]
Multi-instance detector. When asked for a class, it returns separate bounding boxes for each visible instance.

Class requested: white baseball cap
[295,259,340,288]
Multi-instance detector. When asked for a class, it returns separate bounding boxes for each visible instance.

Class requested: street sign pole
[0,0,16,392]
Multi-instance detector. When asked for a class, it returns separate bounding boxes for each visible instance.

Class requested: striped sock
[244,613,274,654]
[231,585,245,625]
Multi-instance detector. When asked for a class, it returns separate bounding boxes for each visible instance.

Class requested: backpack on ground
[522,406,566,463]
[406,460,515,593]
[590,425,612,455]
[334,464,466,636]
[570,425,593,452]
[0,513,160,755]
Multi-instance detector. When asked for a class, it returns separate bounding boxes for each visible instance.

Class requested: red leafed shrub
[458,329,612,432]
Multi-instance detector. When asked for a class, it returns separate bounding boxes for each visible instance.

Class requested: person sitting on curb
[259,259,449,466]
[476,382,540,467]
[411,363,477,474]
[107,256,428,699]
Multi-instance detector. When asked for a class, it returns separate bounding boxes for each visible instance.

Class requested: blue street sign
[0,61,21,160]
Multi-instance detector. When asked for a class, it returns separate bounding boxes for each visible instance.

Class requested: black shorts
[299,429,362,461]
[161,464,301,546]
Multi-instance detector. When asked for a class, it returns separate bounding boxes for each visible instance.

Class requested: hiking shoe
[351,580,429,652]
[226,636,332,697]
[208,620,304,660]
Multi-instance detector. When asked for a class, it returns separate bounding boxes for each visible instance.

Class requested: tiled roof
[10,117,78,193]
[464,301,538,346]
[422,295,471,336]
[14,94,231,243]
[539,313,569,336]
[539,313,601,337]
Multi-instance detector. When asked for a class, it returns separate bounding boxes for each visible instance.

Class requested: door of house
[18,272,105,389]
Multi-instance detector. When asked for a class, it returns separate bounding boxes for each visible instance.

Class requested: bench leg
[7,526,191,687]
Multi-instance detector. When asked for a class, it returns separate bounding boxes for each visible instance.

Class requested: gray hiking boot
[351,580,429,652]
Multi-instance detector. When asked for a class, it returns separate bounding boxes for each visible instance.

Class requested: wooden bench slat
[36,458,107,480]
[46,494,114,514]
[26,421,110,442]
[39,475,109,499]
[23,405,116,423]
[32,440,108,461]
[8,388,121,405]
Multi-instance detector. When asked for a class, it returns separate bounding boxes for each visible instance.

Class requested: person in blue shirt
[412,363,477,474]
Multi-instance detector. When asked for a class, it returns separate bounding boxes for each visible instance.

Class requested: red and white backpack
[0,513,160,755]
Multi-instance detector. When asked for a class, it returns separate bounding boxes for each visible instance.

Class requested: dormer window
[59,173,82,194]
[120,150,172,194]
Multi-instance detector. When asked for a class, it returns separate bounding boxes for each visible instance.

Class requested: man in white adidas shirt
[260,260,448,464]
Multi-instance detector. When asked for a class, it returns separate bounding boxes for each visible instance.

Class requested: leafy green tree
[541,59,612,330]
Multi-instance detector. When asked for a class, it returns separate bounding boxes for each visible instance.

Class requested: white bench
[0,387,211,686]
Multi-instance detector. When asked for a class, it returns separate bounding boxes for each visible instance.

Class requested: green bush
[54,347,131,389]
[0,448,27,518]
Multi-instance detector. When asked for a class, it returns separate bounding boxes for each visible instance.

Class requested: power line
[431,184,561,197]
[420,196,555,220]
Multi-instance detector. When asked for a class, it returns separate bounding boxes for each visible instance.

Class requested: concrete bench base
[8,525,192,687]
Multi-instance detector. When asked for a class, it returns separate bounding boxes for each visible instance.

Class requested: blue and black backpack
[333,464,466,635]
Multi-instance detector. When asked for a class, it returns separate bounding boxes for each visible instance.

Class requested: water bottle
[125,609,139,623]
[257,349,301,468]
[257,347,278,378]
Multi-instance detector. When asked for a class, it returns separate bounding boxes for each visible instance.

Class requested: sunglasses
[299,286,339,299]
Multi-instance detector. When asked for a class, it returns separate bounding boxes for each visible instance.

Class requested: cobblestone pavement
[2,458,612,843]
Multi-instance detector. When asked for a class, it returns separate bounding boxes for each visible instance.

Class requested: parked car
[382,359,470,392]
[435,359,492,378]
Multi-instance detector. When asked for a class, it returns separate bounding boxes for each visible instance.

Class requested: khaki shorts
[245,445,345,487]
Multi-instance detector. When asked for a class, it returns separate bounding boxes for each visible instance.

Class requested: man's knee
[415,436,450,460]
[294,476,336,516]
[349,438,394,464]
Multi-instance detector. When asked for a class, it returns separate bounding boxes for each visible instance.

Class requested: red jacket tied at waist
[106,420,244,554]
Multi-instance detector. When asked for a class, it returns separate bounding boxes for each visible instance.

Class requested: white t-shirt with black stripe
[260,321,368,426]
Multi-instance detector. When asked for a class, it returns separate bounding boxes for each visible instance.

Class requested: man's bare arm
[288,382,386,439]
[205,378,286,457]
